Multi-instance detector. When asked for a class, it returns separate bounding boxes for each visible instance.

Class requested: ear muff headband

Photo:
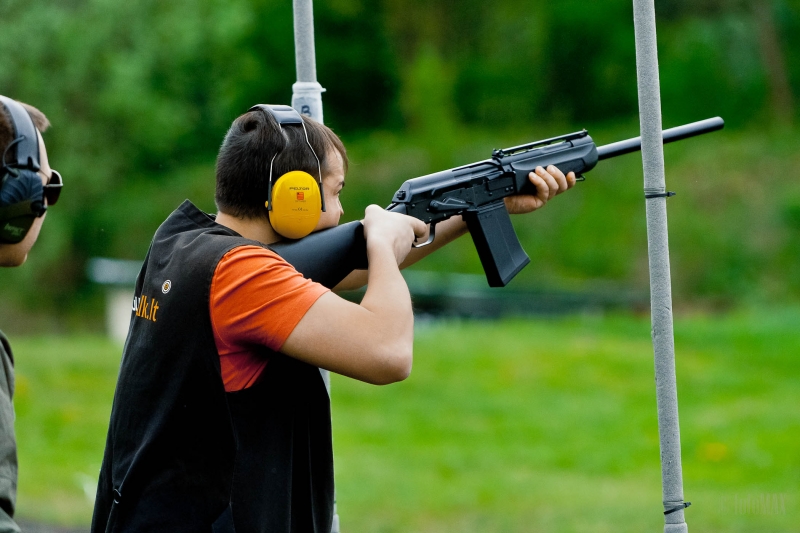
[248,104,326,213]
[247,104,327,240]
[0,95,40,172]
[0,95,45,244]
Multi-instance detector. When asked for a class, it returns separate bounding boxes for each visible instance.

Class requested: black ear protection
[0,95,45,244]
[248,104,326,240]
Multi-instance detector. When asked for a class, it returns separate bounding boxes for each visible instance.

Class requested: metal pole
[631,1,690,532]
[291,3,338,531]
[292,0,326,123]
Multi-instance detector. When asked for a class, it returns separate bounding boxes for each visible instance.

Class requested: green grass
[12,336,121,526]
[9,309,800,531]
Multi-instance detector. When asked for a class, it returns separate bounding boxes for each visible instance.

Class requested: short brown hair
[1,99,50,164]
[215,109,348,219]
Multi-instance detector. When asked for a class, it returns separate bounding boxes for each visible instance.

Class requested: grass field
[10,309,800,531]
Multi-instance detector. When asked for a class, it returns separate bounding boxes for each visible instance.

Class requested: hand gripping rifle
[271,117,724,290]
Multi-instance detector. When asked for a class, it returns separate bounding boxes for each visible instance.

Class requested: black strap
[645,190,676,199]
[663,501,691,515]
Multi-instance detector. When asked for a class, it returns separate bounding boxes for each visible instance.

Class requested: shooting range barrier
[86,258,646,343]
[86,257,141,343]
[342,271,647,319]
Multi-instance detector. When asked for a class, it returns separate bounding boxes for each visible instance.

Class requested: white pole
[291,3,339,532]
[631,1,690,532]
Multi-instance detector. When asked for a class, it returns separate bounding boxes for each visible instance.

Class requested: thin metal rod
[632,1,689,532]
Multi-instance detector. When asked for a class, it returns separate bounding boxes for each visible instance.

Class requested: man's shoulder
[221,244,284,261]
[214,245,296,280]
[150,202,251,264]
[155,201,228,239]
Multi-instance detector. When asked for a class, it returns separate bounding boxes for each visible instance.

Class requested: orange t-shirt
[210,246,329,392]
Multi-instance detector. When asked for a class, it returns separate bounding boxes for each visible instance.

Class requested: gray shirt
[0,331,20,533]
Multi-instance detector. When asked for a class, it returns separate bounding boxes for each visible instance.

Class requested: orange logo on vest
[132,294,160,322]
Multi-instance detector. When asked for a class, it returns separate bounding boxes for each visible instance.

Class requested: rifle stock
[269,220,367,289]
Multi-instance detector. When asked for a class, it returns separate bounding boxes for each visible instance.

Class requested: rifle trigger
[575,174,586,182]
[412,222,436,248]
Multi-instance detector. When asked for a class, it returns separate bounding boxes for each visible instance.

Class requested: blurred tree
[382,0,641,126]
[657,0,795,125]
[310,0,401,131]
[753,0,795,125]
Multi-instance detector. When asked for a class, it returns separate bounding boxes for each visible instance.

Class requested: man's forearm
[282,236,416,385]
[355,241,414,381]
[361,241,413,322]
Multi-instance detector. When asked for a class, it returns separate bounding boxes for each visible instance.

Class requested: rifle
[271,117,724,289]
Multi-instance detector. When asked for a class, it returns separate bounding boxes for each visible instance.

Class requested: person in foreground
[0,95,62,533]
[91,104,575,532]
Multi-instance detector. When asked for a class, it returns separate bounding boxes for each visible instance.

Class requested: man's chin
[0,250,28,268]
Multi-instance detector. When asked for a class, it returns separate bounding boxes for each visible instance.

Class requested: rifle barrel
[596,117,724,161]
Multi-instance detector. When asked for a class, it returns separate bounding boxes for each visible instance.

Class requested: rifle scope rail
[492,130,589,159]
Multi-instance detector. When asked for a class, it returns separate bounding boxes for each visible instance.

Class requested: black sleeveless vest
[92,201,335,532]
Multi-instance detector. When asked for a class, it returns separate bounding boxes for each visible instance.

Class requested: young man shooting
[0,95,62,533]
[92,105,574,532]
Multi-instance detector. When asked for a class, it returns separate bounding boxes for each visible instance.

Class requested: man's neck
[215,212,281,245]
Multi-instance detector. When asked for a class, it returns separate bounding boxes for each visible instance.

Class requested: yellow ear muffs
[267,170,322,239]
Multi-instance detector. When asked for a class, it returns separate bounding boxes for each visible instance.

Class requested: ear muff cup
[0,201,38,243]
[0,169,45,243]
[1,168,43,206]
[268,170,322,240]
